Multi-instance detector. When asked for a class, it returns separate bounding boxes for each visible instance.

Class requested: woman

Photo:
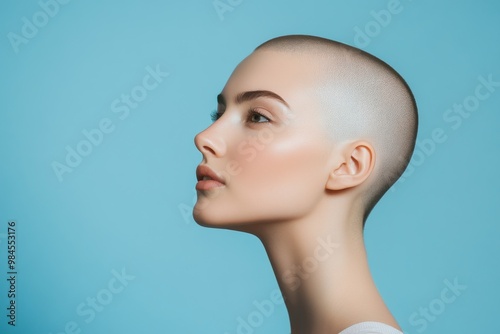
[193,35,417,334]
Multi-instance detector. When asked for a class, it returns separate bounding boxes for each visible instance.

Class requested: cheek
[232,134,328,214]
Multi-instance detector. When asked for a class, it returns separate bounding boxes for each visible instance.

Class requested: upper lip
[196,165,226,184]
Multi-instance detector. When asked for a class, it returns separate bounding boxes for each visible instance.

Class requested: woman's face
[193,50,336,230]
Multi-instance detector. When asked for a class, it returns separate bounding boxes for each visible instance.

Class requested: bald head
[255,35,418,223]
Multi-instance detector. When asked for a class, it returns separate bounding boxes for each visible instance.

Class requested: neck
[248,198,401,334]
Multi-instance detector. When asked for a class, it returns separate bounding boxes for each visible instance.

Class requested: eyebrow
[217,90,290,108]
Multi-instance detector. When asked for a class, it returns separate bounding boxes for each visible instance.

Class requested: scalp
[255,35,418,222]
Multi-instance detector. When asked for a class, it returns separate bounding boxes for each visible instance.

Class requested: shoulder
[338,321,404,334]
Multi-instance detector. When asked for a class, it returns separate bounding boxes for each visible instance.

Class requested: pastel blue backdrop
[0,1,499,333]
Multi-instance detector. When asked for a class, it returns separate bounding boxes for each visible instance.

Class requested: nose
[194,124,227,158]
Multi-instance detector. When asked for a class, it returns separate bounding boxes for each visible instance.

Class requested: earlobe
[325,141,375,191]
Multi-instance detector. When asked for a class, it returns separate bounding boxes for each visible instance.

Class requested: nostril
[202,145,217,156]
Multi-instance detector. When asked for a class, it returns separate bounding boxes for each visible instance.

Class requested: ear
[326,141,375,191]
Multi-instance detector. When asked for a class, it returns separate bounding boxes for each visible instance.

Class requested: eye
[247,109,270,123]
[210,109,271,124]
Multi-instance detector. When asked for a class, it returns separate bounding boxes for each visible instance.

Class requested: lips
[196,165,226,190]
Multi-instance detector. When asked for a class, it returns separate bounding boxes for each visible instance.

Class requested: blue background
[1,0,499,333]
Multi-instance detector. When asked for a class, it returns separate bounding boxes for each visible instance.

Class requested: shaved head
[255,35,418,223]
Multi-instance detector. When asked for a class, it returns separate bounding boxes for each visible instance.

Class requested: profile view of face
[192,36,415,334]
[193,49,336,230]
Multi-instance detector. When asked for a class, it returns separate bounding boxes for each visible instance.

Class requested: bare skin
[194,43,407,333]
[255,208,401,334]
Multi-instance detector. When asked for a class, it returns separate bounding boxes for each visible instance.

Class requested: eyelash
[210,109,270,123]
[209,110,221,122]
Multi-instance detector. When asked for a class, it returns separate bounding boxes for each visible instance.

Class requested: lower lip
[195,180,225,191]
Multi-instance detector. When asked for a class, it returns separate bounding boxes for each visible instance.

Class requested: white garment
[338,321,403,334]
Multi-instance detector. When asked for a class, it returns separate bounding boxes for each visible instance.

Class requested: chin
[192,205,228,228]
[192,194,234,227]
[191,206,258,233]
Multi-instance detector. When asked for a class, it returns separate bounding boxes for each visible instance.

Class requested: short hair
[254,35,418,224]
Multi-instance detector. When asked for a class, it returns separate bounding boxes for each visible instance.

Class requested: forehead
[221,50,325,107]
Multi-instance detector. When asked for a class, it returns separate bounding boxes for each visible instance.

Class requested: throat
[255,222,399,334]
